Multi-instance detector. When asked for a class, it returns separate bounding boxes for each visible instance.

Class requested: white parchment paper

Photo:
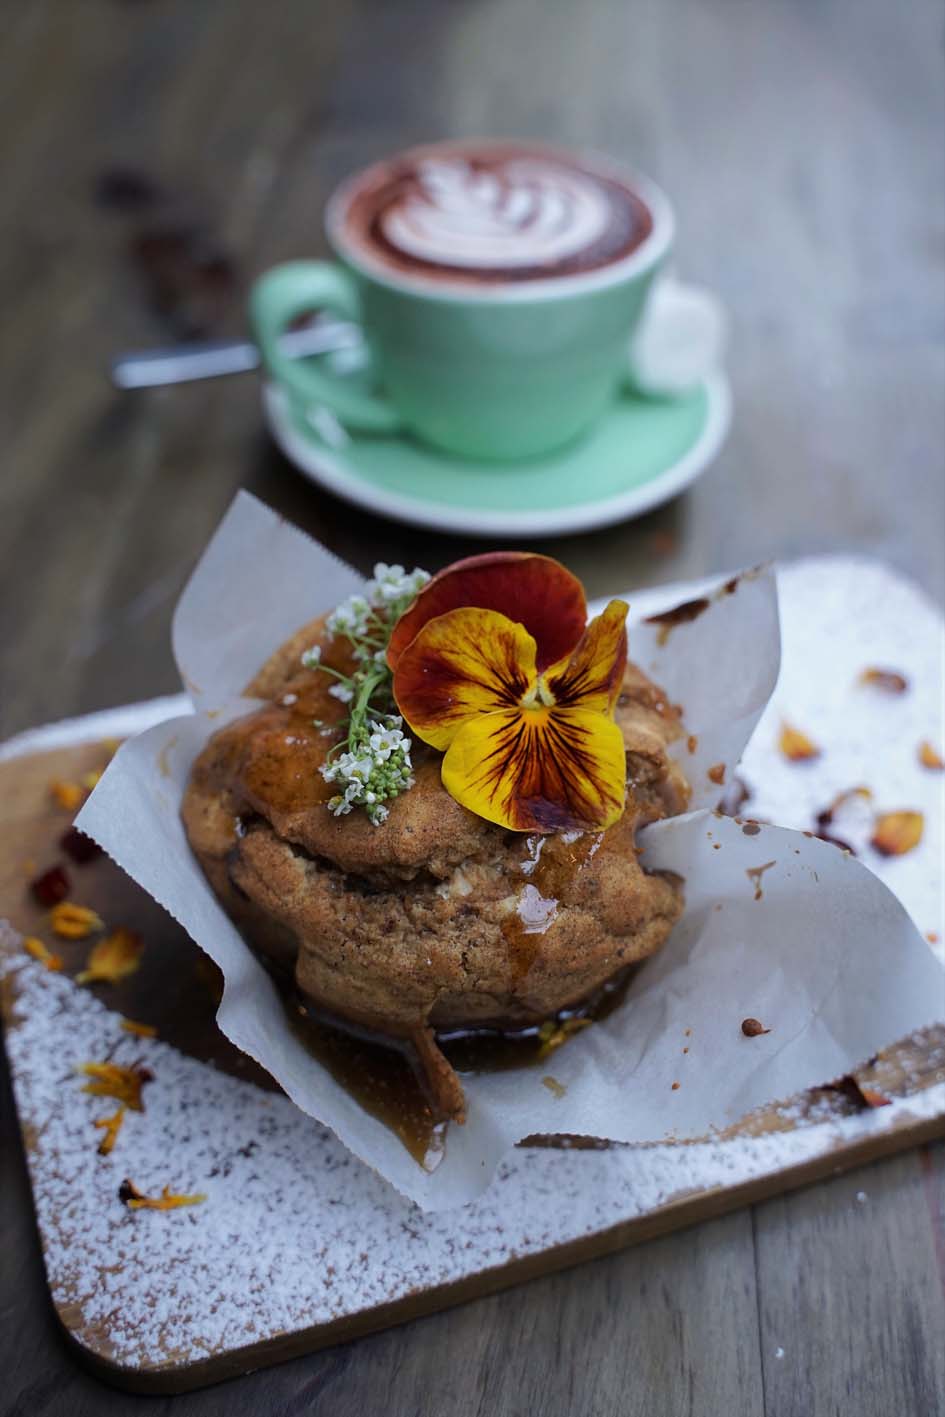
[76,493,945,1208]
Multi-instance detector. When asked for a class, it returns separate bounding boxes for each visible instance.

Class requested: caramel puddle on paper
[285,968,637,1170]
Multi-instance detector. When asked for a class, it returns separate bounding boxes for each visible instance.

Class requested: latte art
[336,142,656,287]
[380,159,614,271]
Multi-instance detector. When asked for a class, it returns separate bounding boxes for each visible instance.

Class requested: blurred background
[1,0,943,739]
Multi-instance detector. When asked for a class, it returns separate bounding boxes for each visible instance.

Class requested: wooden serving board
[2,724,945,1395]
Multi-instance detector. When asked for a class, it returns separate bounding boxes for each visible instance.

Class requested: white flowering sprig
[301,564,430,824]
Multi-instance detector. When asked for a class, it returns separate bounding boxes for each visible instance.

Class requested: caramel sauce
[288,996,447,1170]
[501,831,605,983]
[206,673,348,818]
[644,596,710,647]
[285,966,638,1167]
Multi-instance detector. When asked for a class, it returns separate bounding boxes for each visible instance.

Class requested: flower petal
[387,552,587,672]
[393,607,538,751]
[441,705,627,832]
[546,599,628,711]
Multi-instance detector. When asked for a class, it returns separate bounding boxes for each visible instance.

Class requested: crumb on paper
[707,763,726,785]
[687,735,698,755]
[746,861,777,901]
[778,722,821,762]
[741,1018,771,1037]
[541,1076,566,1099]
[871,810,924,857]
[671,1081,680,1091]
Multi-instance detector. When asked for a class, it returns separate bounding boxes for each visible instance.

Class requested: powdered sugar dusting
[3,934,942,1372]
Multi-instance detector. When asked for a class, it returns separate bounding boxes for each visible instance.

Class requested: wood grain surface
[1,0,943,1413]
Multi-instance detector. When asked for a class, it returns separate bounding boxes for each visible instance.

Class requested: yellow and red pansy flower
[389,553,629,833]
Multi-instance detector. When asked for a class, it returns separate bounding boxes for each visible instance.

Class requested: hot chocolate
[332,141,655,287]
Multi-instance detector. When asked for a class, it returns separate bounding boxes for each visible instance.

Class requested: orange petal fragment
[545,600,628,713]
[918,740,944,771]
[50,902,104,939]
[119,1179,206,1211]
[442,704,627,832]
[76,928,144,985]
[121,1018,158,1039]
[779,722,821,762]
[870,810,924,857]
[49,780,85,811]
[23,936,63,971]
[79,1061,152,1112]
[858,667,909,694]
[388,552,586,671]
[393,607,538,751]
[94,1106,126,1156]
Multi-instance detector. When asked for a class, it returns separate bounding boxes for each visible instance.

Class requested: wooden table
[2,1,943,1412]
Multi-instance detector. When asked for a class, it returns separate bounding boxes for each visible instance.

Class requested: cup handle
[249,261,403,433]
[625,278,728,397]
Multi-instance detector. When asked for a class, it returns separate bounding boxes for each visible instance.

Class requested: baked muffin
[183,579,689,1124]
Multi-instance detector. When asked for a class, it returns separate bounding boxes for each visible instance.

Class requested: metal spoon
[110,318,361,389]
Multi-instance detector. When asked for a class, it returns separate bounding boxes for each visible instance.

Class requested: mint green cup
[250,156,677,462]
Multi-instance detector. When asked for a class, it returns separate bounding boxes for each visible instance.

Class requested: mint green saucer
[262,373,730,536]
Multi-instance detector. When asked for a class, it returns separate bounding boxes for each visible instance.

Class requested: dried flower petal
[118,1179,206,1211]
[50,902,104,939]
[30,864,71,907]
[858,667,909,694]
[76,928,144,984]
[79,1061,153,1112]
[49,780,85,811]
[23,936,63,971]
[779,722,821,762]
[871,810,924,857]
[918,740,944,771]
[741,1017,771,1037]
[94,1106,126,1156]
[59,827,103,864]
[121,1018,158,1039]
[825,1075,891,1109]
